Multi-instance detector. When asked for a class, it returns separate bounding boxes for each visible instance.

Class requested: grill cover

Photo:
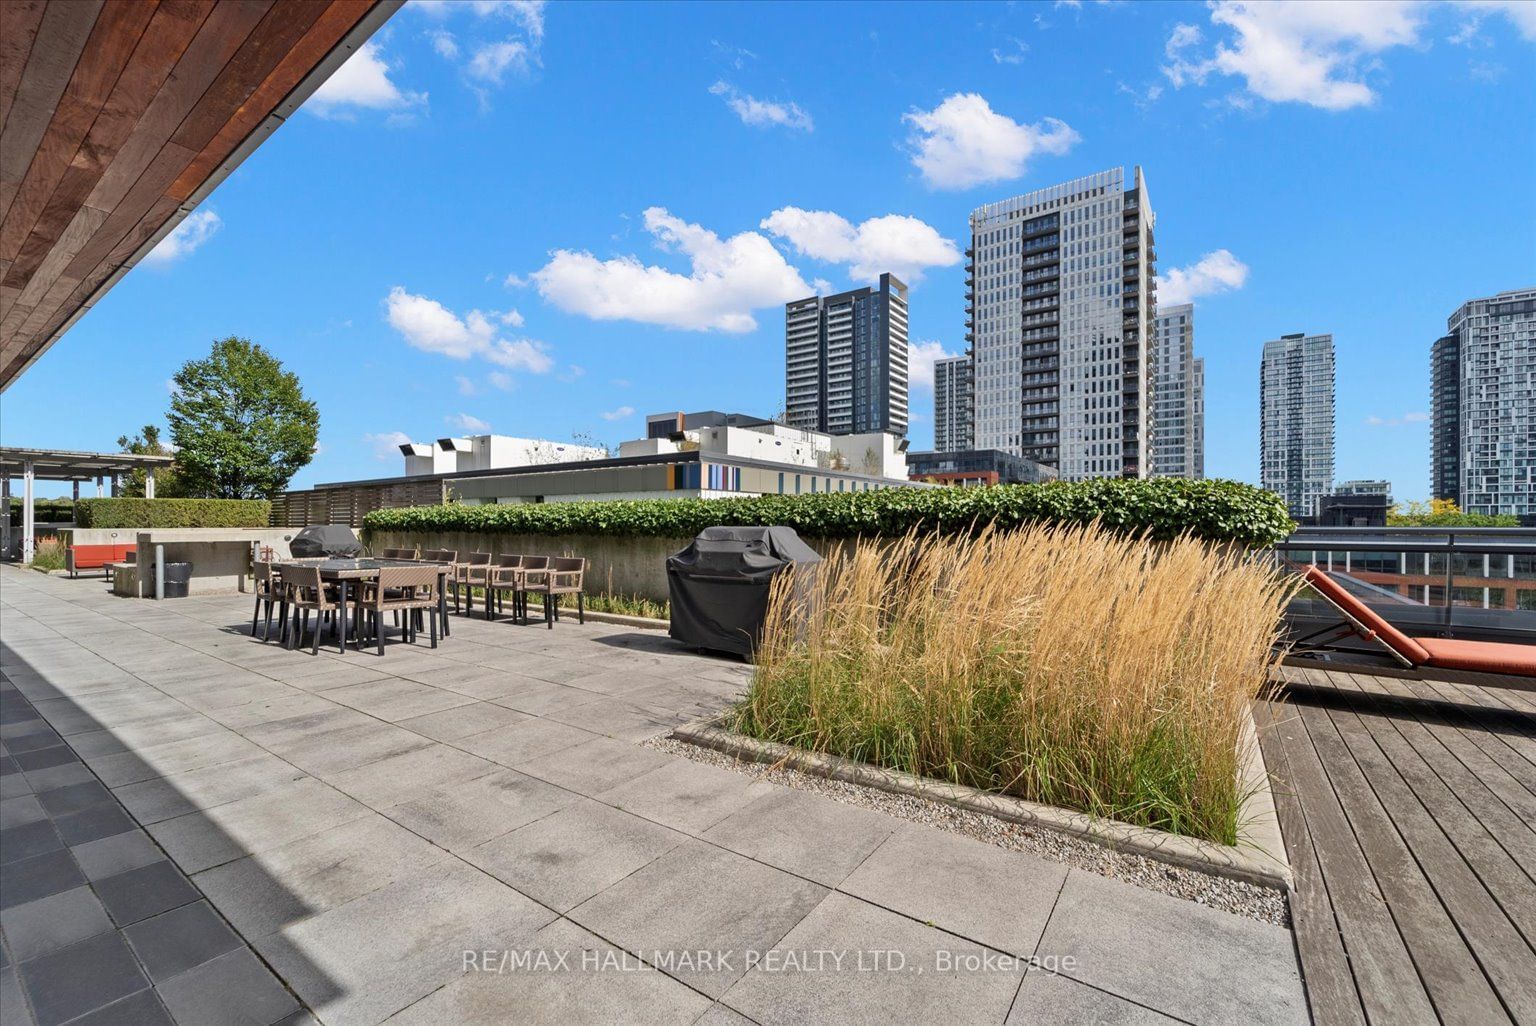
[667,526,822,657]
[289,525,363,558]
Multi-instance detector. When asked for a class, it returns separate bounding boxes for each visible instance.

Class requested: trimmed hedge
[74,497,271,529]
[10,500,74,525]
[362,478,1296,548]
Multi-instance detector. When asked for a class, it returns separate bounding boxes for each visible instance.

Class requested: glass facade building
[1437,287,1535,518]
[1430,332,1461,505]
[966,167,1156,480]
[784,273,909,438]
[933,355,973,452]
[1150,303,1203,479]
[1260,333,1335,519]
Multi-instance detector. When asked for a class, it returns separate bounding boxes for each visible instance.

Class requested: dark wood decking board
[1261,667,1536,1024]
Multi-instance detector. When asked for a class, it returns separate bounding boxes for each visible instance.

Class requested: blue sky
[4,0,1533,498]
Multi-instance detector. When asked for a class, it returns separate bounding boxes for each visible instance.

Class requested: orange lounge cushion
[1417,637,1536,678]
[1302,566,1431,664]
[69,544,135,568]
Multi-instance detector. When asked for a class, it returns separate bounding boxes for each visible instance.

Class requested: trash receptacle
[162,562,192,599]
[666,526,822,657]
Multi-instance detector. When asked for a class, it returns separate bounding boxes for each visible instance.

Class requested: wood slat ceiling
[0,0,399,390]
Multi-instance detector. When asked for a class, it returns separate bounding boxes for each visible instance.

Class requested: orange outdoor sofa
[1297,565,1536,679]
[66,544,134,579]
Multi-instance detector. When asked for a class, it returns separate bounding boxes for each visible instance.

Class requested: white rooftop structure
[400,435,608,477]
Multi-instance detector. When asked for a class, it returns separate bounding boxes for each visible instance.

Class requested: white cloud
[907,340,957,390]
[760,207,960,283]
[446,413,491,433]
[455,375,479,396]
[499,308,525,327]
[1461,0,1536,40]
[307,43,425,118]
[1366,411,1429,427]
[415,0,545,93]
[488,371,515,391]
[709,82,813,132]
[1469,59,1506,81]
[1156,250,1250,306]
[468,40,531,83]
[903,93,1079,190]
[364,430,413,462]
[429,30,458,59]
[144,210,221,264]
[991,38,1029,65]
[384,286,554,374]
[611,378,632,388]
[1163,2,1429,111]
[1164,1,1536,111]
[531,207,810,333]
[600,406,636,421]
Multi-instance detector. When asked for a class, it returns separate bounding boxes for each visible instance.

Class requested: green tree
[168,337,319,499]
[115,424,186,498]
[1388,497,1518,528]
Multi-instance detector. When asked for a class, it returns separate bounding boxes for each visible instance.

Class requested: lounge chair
[1295,565,1535,678]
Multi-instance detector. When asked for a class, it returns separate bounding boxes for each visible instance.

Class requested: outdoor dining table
[273,557,452,651]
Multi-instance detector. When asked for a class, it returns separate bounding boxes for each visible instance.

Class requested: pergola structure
[0,445,174,561]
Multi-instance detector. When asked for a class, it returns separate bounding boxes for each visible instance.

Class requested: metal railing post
[1444,531,1455,633]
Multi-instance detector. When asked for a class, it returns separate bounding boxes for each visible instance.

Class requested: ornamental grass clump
[734,522,1299,845]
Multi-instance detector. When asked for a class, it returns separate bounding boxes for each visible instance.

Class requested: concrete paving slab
[596,758,774,835]
[1036,868,1306,1025]
[147,777,372,874]
[153,947,300,1026]
[388,915,711,1026]
[0,886,113,962]
[1005,969,1181,1025]
[722,892,1025,1026]
[397,702,530,743]
[194,813,450,938]
[455,718,600,767]
[840,824,1068,958]
[384,769,575,852]
[568,840,827,999]
[701,787,896,887]
[466,799,687,912]
[253,859,555,1026]
[112,753,307,825]
[322,743,499,809]
[514,737,673,796]
[325,678,478,722]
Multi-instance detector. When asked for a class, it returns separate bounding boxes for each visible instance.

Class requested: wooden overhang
[0,0,402,390]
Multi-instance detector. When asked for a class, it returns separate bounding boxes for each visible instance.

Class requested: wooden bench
[66,544,135,579]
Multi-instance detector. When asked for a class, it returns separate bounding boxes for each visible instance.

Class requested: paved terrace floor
[1262,664,1536,1025]
[1,565,1305,1026]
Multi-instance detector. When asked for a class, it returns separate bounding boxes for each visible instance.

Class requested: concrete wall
[365,530,838,603]
[66,528,299,598]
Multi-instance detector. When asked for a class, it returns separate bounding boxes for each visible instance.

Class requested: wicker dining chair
[250,562,283,642]
[457,551,493,614]
[505,555,549,624]
[358,566,441,654]
[380,547,417,560]
[281,565,345,655]
[484,554,527,621]
[524,556,584,628]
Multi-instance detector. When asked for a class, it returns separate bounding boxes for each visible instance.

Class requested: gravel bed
[643,734,1290,928]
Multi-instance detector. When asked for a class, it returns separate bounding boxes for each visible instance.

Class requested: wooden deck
[1260,664,1536,1025]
